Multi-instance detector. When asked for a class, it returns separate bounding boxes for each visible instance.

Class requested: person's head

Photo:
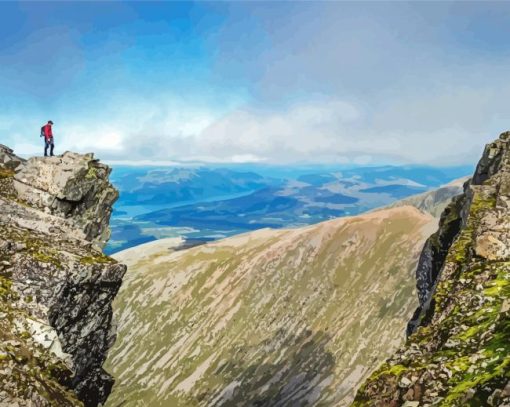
[48,120,53,126]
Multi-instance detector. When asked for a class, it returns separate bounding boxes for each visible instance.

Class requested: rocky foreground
[0,146,125,406]
[354,132,510,406]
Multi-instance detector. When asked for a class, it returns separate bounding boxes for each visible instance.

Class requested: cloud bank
[2,2,510,165]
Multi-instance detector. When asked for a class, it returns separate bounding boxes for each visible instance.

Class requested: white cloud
[3,2,510,166]
[6,93,500,166]
[228,154,266,163]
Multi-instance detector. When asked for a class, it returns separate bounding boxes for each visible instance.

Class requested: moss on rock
[353,132,510,406]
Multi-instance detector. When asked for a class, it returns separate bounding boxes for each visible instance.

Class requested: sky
[1,1,510,166]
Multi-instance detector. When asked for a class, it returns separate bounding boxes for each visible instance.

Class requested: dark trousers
[44,137,54,156]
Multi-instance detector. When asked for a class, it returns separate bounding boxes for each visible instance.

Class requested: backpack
[40,126,45,138]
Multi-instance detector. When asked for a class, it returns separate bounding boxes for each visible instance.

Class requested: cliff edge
[0,145,125,407]
[353,132,510,406]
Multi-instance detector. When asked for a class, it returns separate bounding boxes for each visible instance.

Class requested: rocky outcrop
[353,132,510,406]
[13,152,118,248]
[0,144,25,170]
[0,146,125,407]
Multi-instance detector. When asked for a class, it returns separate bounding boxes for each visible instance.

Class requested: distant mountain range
[111,167,281,207]
[106,164,472,254]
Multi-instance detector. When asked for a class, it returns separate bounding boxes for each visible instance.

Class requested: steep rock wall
[0,146,125,407]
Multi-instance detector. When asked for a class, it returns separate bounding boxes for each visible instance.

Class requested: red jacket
[43,124,53,140]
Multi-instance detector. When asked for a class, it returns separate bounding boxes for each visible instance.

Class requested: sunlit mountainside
[105,188,452,406]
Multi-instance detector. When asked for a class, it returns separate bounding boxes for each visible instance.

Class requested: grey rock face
[13,152,118,248]
[407,191,466,335]
[0,144,25,170]
[0,148,125,407]
[408,131,510,336]
[472,131,510,185]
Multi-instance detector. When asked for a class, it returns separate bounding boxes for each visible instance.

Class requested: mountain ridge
[384,176,468,218]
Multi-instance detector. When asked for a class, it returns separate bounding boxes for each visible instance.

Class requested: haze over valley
[107,164,471,254]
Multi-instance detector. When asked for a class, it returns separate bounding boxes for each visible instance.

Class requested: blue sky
[1,1,510,165]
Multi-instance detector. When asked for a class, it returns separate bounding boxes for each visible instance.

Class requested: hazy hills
[107,164,471,254]
[111,167,279,207]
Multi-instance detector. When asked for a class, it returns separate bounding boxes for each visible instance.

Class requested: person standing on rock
[40,120,55,157]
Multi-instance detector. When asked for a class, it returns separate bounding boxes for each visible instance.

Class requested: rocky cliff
[0,145,125,407]
[353,132,510,406]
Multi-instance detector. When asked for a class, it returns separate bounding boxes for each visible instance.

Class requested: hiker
[40,120,54,157]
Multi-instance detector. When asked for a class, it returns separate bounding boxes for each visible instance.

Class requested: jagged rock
[406,191,466,335]
[0,144,25,171]
[353,131,510,406]
[399,377,412,388]
[0,147,125,407]
[13,152,118,248]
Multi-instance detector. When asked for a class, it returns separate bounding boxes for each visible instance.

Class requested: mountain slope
[105,206,436,406]
[385,177,468,218]
[353,132,510,406]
